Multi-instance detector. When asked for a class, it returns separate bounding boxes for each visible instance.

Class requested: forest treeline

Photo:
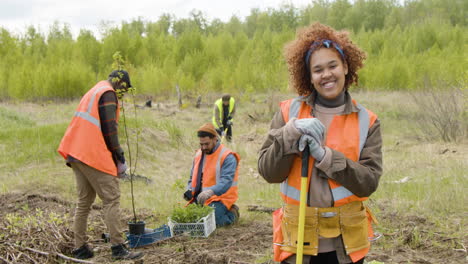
[0,0,466,100]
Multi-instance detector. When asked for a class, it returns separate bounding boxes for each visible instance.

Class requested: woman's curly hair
[284,22,366,96]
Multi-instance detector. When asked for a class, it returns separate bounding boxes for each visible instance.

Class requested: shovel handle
[296,146,309,264]
[301,146,309,178]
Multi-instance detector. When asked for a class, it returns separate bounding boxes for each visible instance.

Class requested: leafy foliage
[171,204,214,223]
[0,0,466,99]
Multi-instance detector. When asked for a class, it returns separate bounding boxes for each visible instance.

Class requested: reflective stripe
[75,85,112,128]
[280,181,301,201]
[215,148,228,182]
[288,96,303,120]
[202,154,207,169]
[331,186,354,201]
[356,103,369,156]
[74,112,101,128]
[87,85,111,112]
[202,180,238,192]
[202,147,237,193]
[281,96,309,202]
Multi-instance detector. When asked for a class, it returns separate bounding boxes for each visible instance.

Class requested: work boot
[111,244,143,260]
[72,244,94,259]
[230,204,240,223]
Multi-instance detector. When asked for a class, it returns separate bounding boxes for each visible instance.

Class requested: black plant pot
[128,220,146,235]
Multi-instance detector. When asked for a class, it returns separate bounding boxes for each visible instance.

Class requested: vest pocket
[340,206,370,254]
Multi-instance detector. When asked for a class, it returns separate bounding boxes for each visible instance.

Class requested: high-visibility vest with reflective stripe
[274,96,377,262]
[58,80,120,176]
[279,96,377,206]
[191,145,240,210]
[212,97,235,129]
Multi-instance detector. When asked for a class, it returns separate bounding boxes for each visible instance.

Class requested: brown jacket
[258,92,382,262]
[258,92,382,199]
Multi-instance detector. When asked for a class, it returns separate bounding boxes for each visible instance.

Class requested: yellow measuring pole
[296,146,309,264]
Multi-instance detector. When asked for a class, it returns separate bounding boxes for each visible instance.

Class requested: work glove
[118,172,129,180]
[226,120,233,126]
[294,118,325,144]
[298,135,326,162]
[196,190,214,205]
[183,190,193,201]
[217,127,225,137]
[117,161,128,178]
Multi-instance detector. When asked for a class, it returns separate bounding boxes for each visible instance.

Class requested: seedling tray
[168,210,216,237]
[126,224,172,248]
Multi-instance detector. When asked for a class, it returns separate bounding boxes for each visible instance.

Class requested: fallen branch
[0,255,12,264]
[453,242,466,253]
[6,242,94,264]
[196,95,202,108]
[247,205,276,213]
[121,173,153,184]
[17,250,39,264]
[247,114,257,121]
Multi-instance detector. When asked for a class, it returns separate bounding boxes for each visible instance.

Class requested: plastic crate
[126,224,172,248]
[168,210,216,237]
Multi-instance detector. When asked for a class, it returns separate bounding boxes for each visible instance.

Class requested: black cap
[109,70,132,88]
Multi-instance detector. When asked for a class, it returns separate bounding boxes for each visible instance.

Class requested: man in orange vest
[258,23,383,264]
[183,123,240,226]
[58,70,143,260]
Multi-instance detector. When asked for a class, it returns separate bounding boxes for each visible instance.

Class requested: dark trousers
[216,120,232,141]
[281,251,364,264]
[209,201,237,227]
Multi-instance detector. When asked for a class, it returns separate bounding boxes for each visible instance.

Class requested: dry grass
[0,90,467,263]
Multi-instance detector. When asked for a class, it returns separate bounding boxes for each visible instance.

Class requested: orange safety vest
[58,80,120,176]
[191,145,240,210]
[273,96,378,263]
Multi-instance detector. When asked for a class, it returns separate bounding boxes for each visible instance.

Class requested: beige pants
[71,162,124,247]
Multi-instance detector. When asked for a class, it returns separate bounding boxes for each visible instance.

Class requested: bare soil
[0,192,466,264]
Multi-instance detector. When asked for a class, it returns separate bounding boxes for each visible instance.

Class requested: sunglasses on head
[304,39,346,71]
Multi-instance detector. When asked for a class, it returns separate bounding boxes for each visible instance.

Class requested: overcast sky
[0,0,312,38]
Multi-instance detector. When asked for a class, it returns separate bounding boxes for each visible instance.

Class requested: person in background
[258,22,383,264]
[213,94,236,142]
[58,70,143,260]
[183,123,240,226]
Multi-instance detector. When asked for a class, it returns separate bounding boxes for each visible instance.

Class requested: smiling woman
[258,22,382,264]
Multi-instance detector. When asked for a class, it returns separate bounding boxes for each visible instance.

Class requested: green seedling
[170,204,214,223]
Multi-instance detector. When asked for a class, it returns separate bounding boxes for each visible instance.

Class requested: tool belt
[280,201,372,256]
